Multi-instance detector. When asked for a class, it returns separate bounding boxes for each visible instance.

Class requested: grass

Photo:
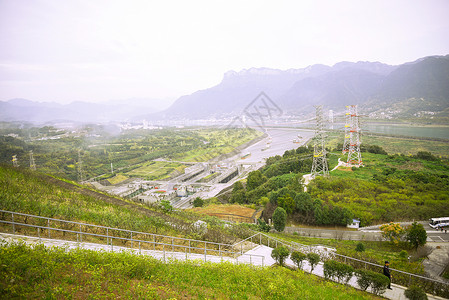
[107,173,129,185]
[0,240,380,299]
[270,232,425,276]
[126,161,186,180]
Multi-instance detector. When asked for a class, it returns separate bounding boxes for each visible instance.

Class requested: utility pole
[346,105,363,167]
[311,105,329,178]
[12,155,19,167]
[342,105,351,154]
[29,150,36,170]
[77,149,86,182]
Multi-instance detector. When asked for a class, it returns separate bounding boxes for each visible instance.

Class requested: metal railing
[233,231,449,298]
[0,210,264,266]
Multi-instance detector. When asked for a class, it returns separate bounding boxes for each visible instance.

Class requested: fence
[0,210,264,266]
[232,232,449,298]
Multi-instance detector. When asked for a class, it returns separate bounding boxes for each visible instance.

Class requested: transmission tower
[342,105,351,154]
[29,150,36,170]
[77,149,86,182]
[346,105,363,167]
[311,105,329,178]
[12,155,19,167]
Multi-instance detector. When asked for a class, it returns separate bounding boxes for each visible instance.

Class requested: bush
[355,269,389,295]
[355,242,365,252]
[399,250,408,260]
[306,252,320,273]
[291,251,307,270]
[257,219,271,233]
[404,286,428,300]
[193,197,204,207]
[323,260,353,283]
[272,207,287,232]
[271,246,290,267]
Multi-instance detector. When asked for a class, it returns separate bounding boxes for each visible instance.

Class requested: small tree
[271,246,290,266]
[159,199,173,213]
[272,207,287,232]
[306,252,320,273]
[291,251,307,270]
[405,222,427,250]
[380,222,405,244]
[257,218,271,232]
[355,242,366,252]
[193,197,204,207]
[404,285,428,300]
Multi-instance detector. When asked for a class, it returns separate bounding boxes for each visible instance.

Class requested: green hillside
[0,241,379,299]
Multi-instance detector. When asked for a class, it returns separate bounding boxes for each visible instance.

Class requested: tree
[159,199,173,213]
[193,197,204,207]
[271,246,290,266]
[291,251,307,270]
[405,222,427,250]
[306,252,320,273]
[272,207,287,232]
[246,170,267,191]
[257,218,271,232]
[277,194,295,214]
[380,222,405,244]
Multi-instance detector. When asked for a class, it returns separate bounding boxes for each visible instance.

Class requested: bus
[429,217,449,229]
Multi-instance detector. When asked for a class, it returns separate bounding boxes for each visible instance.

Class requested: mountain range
[1,55,448,124]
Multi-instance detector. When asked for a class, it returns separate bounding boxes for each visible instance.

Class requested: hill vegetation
[0,241,379,299]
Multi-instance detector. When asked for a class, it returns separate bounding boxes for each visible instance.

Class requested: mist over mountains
[1,55,448,124]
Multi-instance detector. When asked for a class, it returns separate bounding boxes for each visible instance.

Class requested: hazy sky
[1,0,448,104]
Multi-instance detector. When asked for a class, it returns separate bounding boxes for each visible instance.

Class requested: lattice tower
[346,105,363,167]
[29,150,36,170]
[342,105,352,154]
[311,105,329,178]
[77,149,86,182]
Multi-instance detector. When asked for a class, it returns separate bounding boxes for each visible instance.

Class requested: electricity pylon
[29,150,36,170]
[342,105,351,154]
[346,105,363,167]
[77,149,86,182]
[311,105,329,178]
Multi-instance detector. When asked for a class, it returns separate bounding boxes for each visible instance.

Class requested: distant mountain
[153,55,449,121]
[2,55,448,124]
[0,98,172,124]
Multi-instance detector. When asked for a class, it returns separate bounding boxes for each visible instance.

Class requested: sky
[1,0,448,104]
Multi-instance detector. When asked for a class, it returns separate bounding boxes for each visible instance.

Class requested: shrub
[355,242,365,252]
[306,252,320,273]
[290,251,307,270]
[271,246,290,267]
[257,219,271,232]
[193,197,204,207]
[370,272,390,295]
[323,260,353,283]
[404,286,428,300]
[399,250,408,260]
[355,269,371,291]
[272,207,287,232]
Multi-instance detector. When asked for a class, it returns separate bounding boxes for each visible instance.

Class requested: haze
[1,0,448,104]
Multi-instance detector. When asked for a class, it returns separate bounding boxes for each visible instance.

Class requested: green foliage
[0,241,378,300]
[354,269,389,295]
[404,285,428,300]
[306,252,320,273]
[355,242,366,252]
[323,260,354,283]
[257,218,271,233]
[271,246,290,267]
[290,251,307,270]
[414,151,438,161]
[159,199,173,213]
[193,197,204,207]
[398,250,409,260]
[272,207,287,232]
[246,170,267,191]
[405,222,427,250]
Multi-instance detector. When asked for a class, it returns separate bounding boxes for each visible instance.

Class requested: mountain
[2,55,448,124]
[154,55,449,121]
[0,98,172,124]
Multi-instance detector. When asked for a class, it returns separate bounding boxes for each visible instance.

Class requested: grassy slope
[0,241,379,300]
